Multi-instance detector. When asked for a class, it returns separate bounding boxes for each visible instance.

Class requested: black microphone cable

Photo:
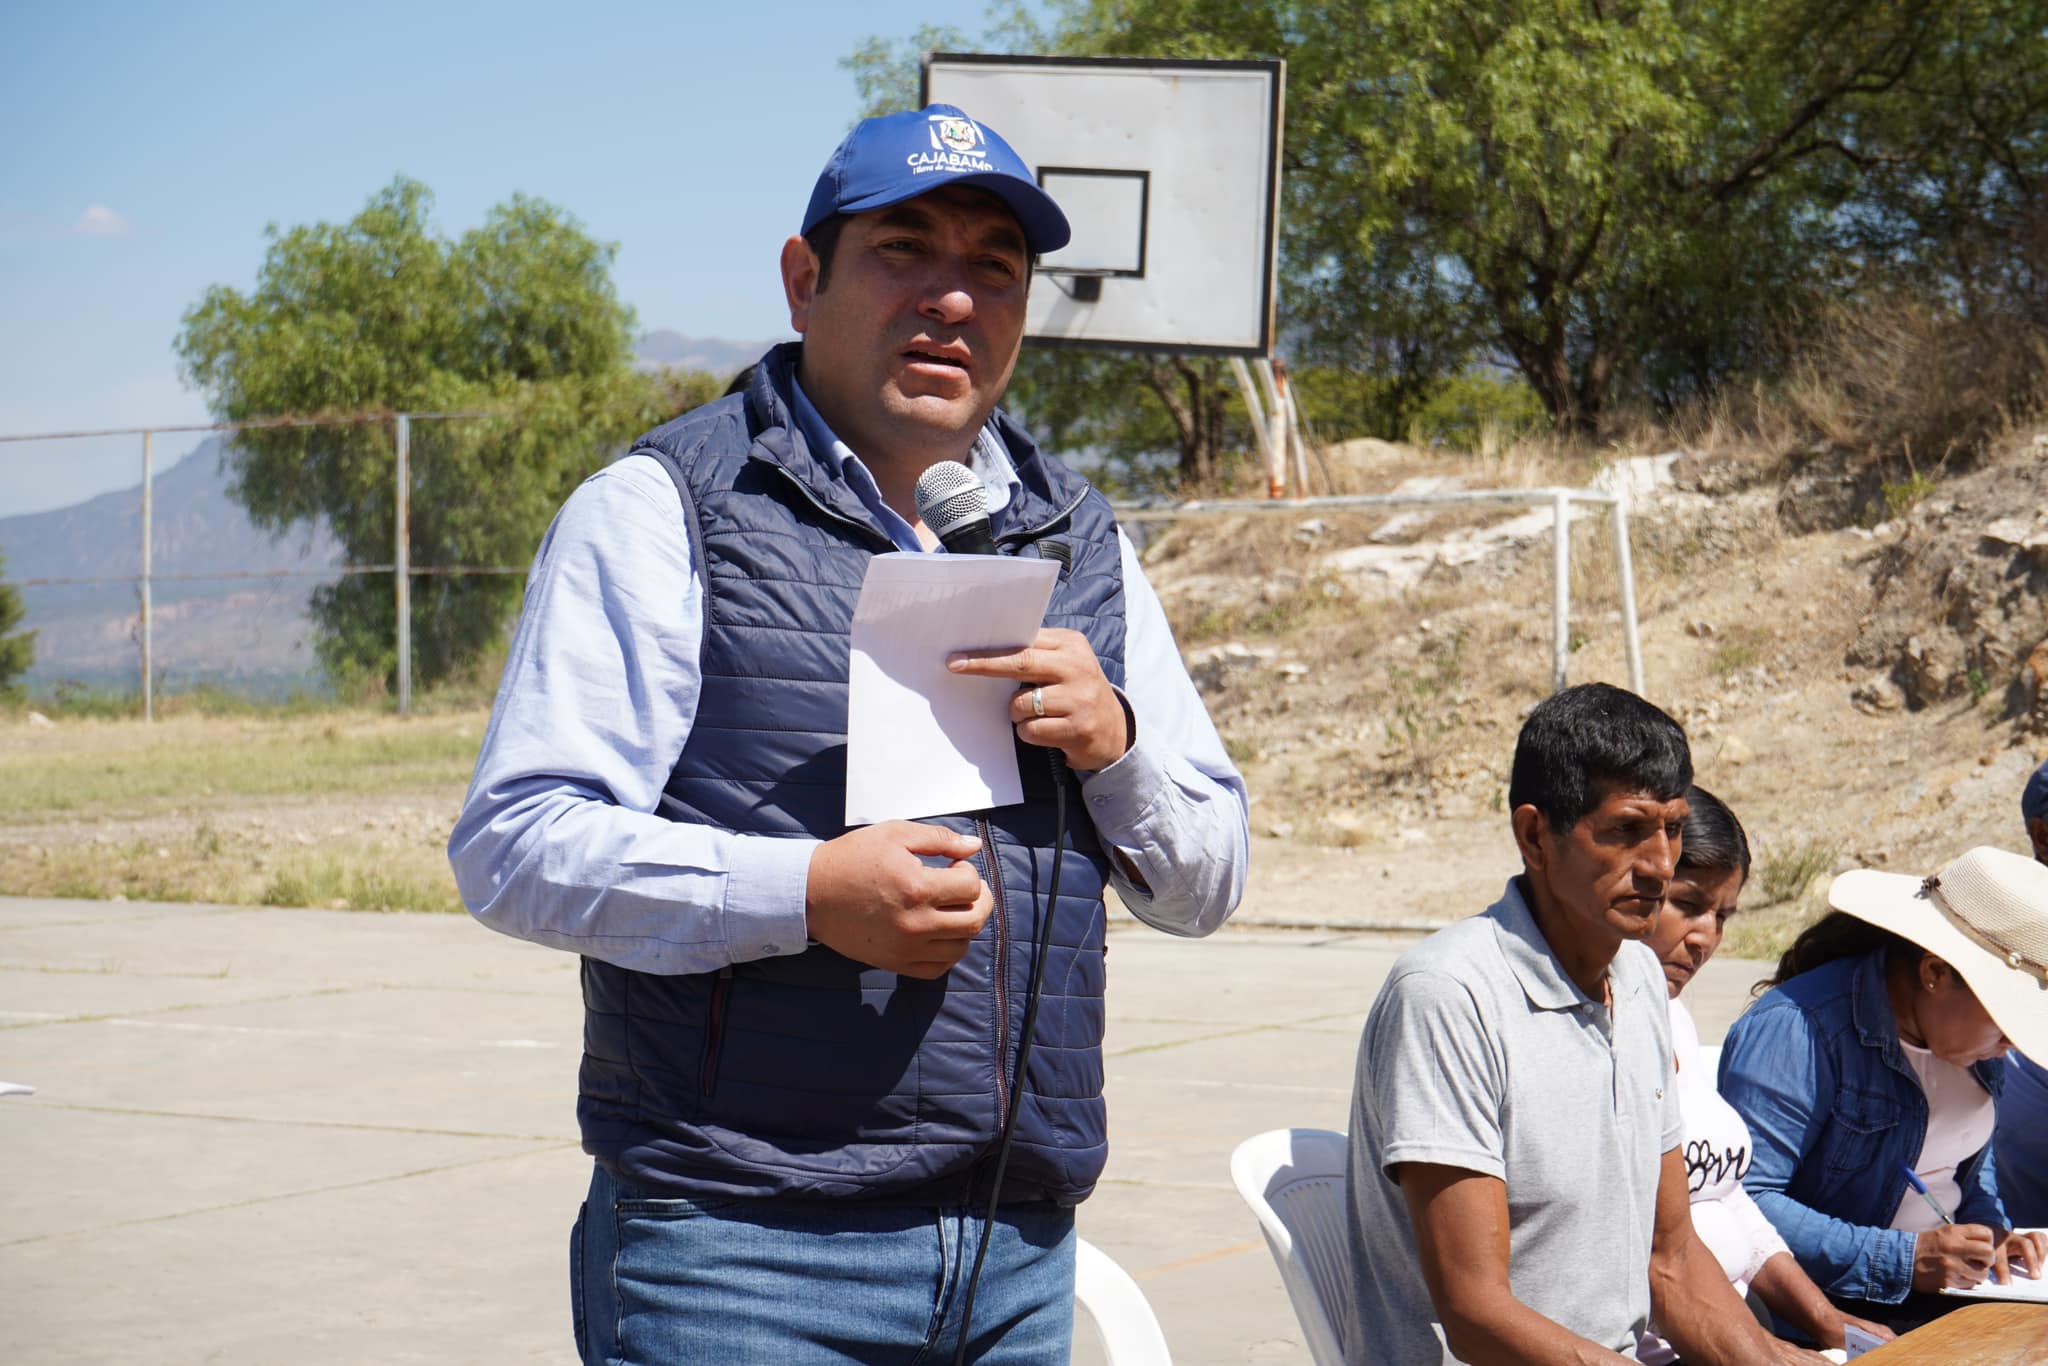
[952,746,1067,1366]
[910,460,1073,1363]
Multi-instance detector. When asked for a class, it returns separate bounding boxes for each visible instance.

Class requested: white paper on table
[845,552,1059,825]
[1940,1227,2048,1301]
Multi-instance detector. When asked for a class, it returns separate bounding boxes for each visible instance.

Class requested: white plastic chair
[1074,1237,1173,1365]
[1229,1128,1350,1366]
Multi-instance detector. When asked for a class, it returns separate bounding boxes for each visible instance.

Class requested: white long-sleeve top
[1638,996,1793,1366]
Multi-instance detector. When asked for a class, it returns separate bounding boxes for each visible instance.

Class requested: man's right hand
[806,821,992,978]
[1912,1223,1996,1290]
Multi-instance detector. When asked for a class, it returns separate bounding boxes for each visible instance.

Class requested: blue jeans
[570,1164,1077,1364]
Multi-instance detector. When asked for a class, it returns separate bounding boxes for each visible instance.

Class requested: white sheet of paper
[1940,1228,2048,1301]
[845,552,1059,825]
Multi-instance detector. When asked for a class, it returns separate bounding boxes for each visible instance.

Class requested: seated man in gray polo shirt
[1340,684,1826,1365]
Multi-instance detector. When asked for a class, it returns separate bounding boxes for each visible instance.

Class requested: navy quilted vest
[577,345,1129,1206]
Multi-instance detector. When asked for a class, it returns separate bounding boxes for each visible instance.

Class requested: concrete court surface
[0,896,1774,1365]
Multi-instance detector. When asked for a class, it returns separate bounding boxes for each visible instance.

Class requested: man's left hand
[948,628,1129,771]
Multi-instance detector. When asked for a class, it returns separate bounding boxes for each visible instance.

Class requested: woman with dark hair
[1719,846,2048,1331]
[1634,788,1890,1361]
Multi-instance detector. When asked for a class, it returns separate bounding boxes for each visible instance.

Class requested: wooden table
[1854,1301,2048,1363]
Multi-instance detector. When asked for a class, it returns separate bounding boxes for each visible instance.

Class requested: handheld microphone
[913,461,997,556]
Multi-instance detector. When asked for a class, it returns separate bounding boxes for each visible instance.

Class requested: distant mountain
[0,334,782,694]
[633,331,786,381]
[0,436,341,691]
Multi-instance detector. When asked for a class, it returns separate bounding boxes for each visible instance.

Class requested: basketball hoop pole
[1266,358,1312,498]
[1231,356,1312,498]
[1229,357,1285,498]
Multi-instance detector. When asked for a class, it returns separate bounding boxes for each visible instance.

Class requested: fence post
[395,413,411,716]
[1611,498,1645,697]
[1551,490,1571,693]
[140,430,154,722]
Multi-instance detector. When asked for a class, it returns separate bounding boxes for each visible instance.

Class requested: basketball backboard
[921,54,1284,357]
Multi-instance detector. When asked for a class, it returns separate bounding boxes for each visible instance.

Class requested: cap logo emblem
[930,116,982,154]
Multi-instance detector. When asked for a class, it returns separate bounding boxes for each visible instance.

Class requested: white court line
[97,1016,562,1048]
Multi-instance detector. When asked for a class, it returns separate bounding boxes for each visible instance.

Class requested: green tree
[1066,0,1945,432]
[862,0,2048,437]
[1005,350,1252,493]
[1816,1,2048,322]
[0,549,35,700]
[177,178,714,689]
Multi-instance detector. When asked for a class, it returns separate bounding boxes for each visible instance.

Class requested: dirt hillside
[5,428,2045,950]
[1147,426,2048,950]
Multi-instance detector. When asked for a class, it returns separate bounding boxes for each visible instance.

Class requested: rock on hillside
[1132,426,2048,934]
[1840,439,2048,721]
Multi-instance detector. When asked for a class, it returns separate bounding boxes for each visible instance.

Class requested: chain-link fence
[0,414,1646,719]
[0,413,540,717]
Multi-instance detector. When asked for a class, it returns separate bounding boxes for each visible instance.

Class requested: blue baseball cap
[801,103,1071,255]
[2024,756,2048,821]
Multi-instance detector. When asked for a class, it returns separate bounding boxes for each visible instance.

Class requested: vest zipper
[766,465,897,552]
[977,816,1011,1130]
[995,489,1091,551]
[701,965,734,1097]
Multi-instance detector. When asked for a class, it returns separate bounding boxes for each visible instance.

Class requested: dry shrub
[1785,297,2048,469]
[1313,428,1598,496]
[1482,432,1603,490]
[1661,380,1813,470]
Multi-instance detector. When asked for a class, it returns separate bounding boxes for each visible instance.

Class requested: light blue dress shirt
[449,387,1249,975]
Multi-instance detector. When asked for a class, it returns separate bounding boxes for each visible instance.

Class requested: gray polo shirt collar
[1494,878,1641,1013]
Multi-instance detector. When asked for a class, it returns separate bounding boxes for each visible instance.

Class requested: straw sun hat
[1829,846,2048,1062]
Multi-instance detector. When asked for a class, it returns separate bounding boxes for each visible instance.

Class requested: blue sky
[0,0,1013,516]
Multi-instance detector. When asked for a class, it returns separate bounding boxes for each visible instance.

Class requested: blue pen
[1899,1164,1956,1226]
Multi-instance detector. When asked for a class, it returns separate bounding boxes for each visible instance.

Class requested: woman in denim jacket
[1719,846,2048,1329]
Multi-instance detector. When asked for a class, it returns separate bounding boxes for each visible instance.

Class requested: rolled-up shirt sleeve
[1720,1004,1918,1302]
[447,457,814,975]
[1077,529,1250,937]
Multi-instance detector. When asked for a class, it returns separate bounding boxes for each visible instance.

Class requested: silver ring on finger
[1030,686,1046,719]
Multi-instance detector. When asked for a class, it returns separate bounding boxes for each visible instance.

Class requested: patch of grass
[257,861,455,912]
[1711,640,1761,677]
[1179,573,1352,643]
[46,874,113,900]
[2,816,462,915]
[39,681,142,719]
[1721,896,1825,966]
[259,865,340,908]
[343,866,464,914]
[0,706,475,915]
[0,711,483,819]
[1880,468,1937,520]
[1385,629,1468,780]
[29,680,340,721]
[1755,834,1840,907]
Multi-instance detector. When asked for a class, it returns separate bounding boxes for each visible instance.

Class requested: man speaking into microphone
[448,102,1248,1364]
